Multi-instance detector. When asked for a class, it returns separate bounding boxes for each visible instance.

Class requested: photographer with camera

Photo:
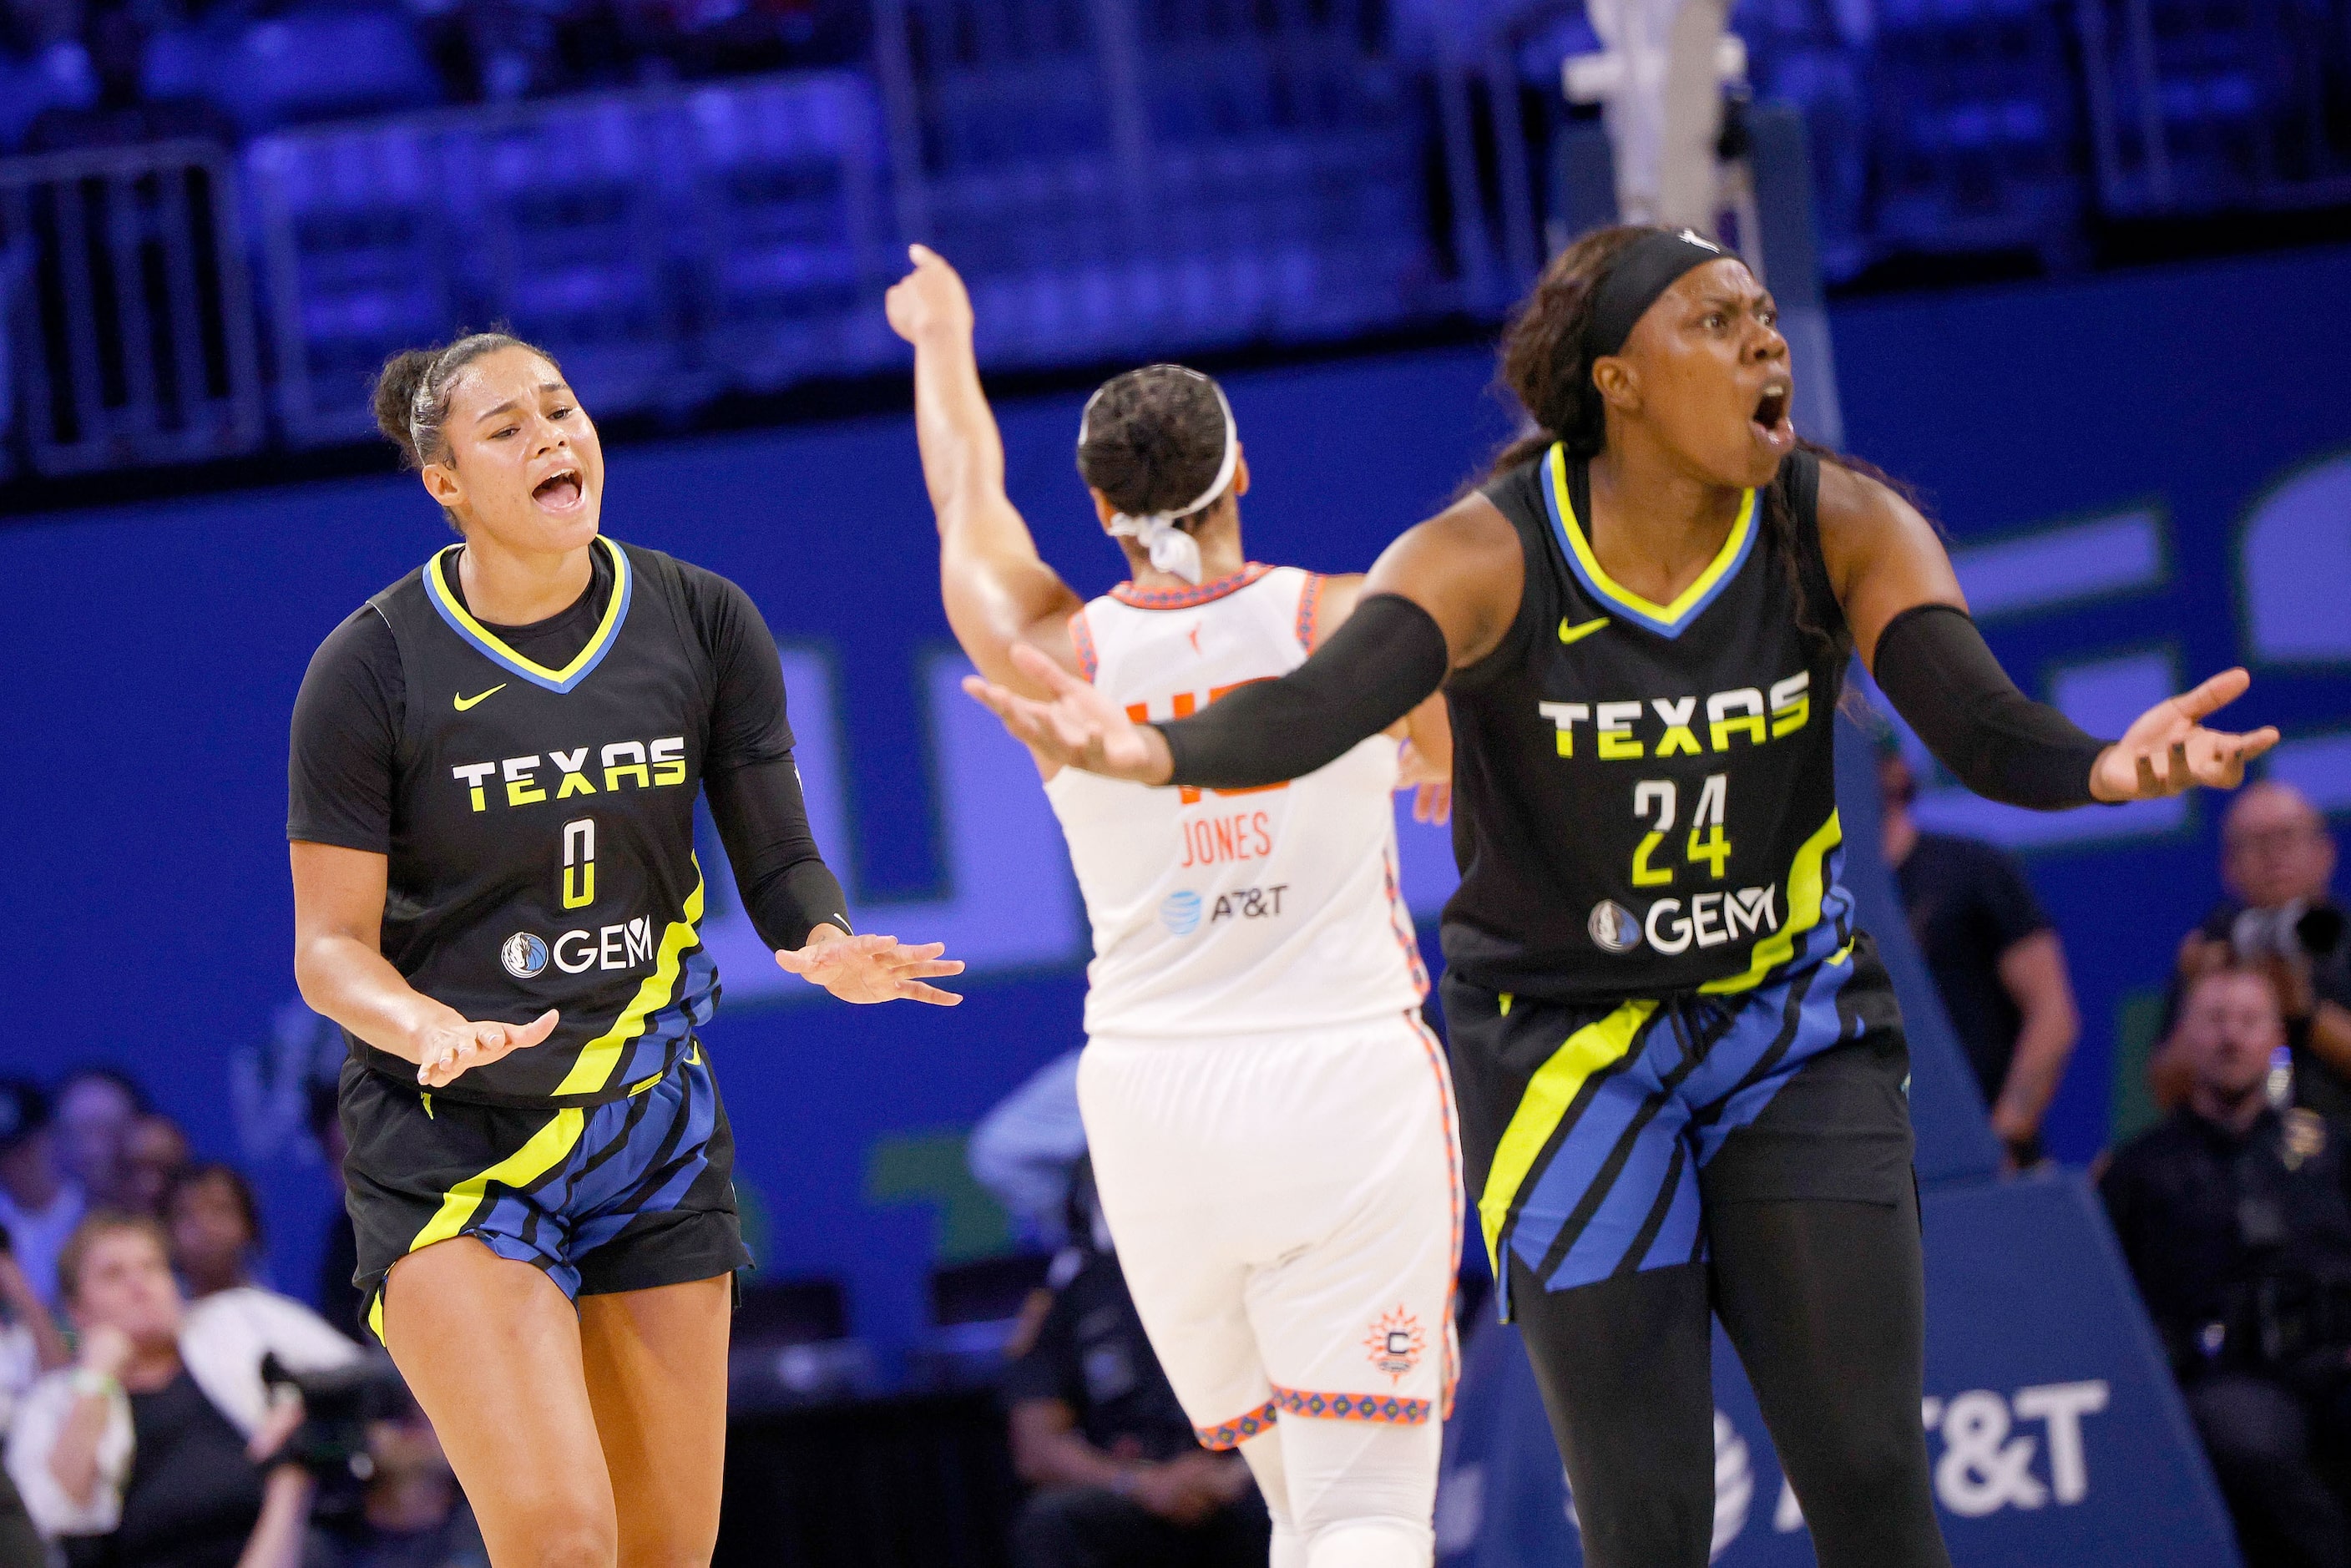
[5,1212,358,1568]
[2155,783,2351,1123]
[2105,963,2351,1567]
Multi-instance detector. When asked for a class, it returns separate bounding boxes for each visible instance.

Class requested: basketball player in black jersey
[967,225,2278,1567]
[287,332,963,1568]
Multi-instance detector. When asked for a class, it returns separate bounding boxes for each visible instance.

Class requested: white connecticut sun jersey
[1045,564,1429,1039]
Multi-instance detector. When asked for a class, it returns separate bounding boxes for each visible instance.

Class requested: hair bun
[372,349,439,468]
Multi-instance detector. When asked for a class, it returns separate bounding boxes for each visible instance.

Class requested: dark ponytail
[1484,225,1655,480]
[370,331,558,471]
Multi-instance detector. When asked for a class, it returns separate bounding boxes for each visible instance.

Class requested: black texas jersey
[1442,445,1857,1002]
[363,536,719,1105]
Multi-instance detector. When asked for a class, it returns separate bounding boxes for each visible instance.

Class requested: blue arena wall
[0,243,2347,1378]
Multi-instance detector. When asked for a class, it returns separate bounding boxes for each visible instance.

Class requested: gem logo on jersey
[1365,1308,1425,1383]
[500,933,550,979]
[1589,901,1641,953]
[1160,891,1203,936]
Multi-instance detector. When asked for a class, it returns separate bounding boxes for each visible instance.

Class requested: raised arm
[1818,459,2277,806]
[887,245,1083,697]
[964,493,1523,788]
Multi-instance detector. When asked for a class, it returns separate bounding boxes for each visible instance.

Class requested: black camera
[2232,903,2348,965]
[258,1350,413,1521]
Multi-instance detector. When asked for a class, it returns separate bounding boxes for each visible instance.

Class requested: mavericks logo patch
[501,933,549,979]
[1588,900,1641,954]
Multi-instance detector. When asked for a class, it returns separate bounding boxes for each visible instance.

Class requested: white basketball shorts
[1078,1009,1464,1449]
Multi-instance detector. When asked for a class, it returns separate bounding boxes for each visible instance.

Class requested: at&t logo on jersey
[1160,891,1203,935]
[501,916,657,978]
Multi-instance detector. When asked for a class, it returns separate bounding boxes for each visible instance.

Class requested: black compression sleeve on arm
[705,755,852,953]
[1872,603,2109,811]
[1158,593,1449,790]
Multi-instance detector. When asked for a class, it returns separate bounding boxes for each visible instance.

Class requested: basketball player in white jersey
[887,246,1462,1568]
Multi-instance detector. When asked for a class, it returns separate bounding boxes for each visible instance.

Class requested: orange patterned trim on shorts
[1272,1387,1435,1425]
[1195,1399,1280,1450]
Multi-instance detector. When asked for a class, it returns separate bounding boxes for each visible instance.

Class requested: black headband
[1583,228,1735,361]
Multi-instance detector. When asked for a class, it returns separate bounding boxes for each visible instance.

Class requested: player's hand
[776,925,964,1006]
[2089,667,2278,802]
[885,245,975,348]
[1398,738,1452,826]
[964,642,1174,784]
[412,1009,559,1088]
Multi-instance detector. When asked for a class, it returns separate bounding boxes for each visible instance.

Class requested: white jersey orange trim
[1046,563,1428,1039]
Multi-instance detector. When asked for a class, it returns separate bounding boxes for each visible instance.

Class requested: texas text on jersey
[364,536,720,1105]
[1443,445,1855,1002]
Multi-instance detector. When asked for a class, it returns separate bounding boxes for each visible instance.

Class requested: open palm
[776,928,963,1005]
[2090,667,2279,801]
[963,643,1170,782]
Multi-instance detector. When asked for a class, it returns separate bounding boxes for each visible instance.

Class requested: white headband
[1080,374,1237,587]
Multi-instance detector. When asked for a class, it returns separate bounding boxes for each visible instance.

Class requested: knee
[1794,1408,1932,1501]
[518,1518,619,1568]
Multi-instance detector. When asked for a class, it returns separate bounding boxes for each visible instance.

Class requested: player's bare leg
[381,1239,618,1568]
[579,1274,734,1568]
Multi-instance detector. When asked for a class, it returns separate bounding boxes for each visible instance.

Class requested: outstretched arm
[1314,572,1455,822]
[964,494,1523,788]
[887,245,1083,697]
[1818,461,2276,805]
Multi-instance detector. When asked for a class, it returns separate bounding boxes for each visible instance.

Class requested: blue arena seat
[245,120,460,443]
[677,71,897,391]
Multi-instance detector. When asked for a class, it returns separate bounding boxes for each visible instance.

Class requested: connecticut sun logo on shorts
[1364,1307,1425,1383]
[501,932,549,979]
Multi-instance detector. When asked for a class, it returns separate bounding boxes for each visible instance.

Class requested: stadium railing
[2077,0,2351,215]
[0,139,265,477]
[246,69,896,444]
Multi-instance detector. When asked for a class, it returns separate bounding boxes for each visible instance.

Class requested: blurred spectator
[164,1166,267,1303]
[53,1071,142,1217]
[0,1081,86,1309]
[1879,746,2081,1167]
[165,1165,361,1373]
[0,1220,70,1568]
[2103,964,2351,1568]
[1002,1164,1268,1568]
[970,1050,1087,1252]
[6,1212,354,1567]
[310,1390,488,1568]
[307,1084,362,1342]
[116,1120,187,1224]
[22,4,239,152]
[2156,784,2351,1122]
[0,1234,72,1419]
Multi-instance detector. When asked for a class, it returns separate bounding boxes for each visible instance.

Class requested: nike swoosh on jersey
[1557,616,1611,645]
[454,684,508,711]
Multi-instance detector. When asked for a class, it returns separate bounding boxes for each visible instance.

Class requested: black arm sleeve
[1872,603,2109,812]
[683,560,851,949]
[1158,593,1449,791]
[706,756,852,953]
